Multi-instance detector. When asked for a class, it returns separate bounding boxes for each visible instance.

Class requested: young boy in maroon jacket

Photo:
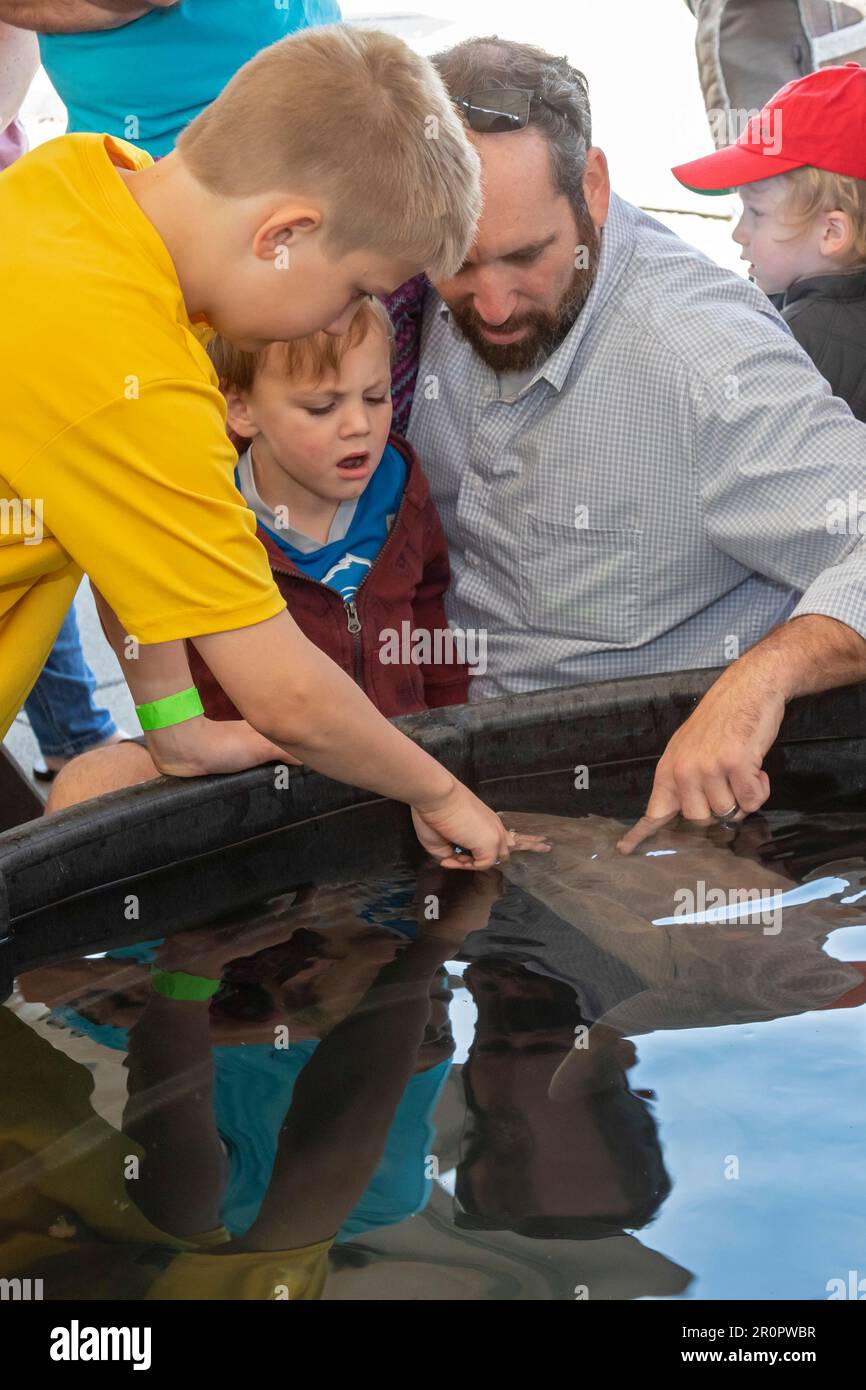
[189,298,470,718]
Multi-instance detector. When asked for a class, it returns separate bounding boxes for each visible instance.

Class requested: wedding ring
[717,802,740,822]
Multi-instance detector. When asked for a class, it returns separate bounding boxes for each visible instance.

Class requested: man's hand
[618,614,866,854]
[617,671,780,853]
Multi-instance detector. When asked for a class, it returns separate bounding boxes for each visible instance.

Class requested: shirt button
[467,552,481,568]
[472,476,484,493]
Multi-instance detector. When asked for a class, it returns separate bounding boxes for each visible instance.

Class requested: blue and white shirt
[236,441,405,601]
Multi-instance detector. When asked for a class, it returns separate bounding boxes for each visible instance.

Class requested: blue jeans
[24,604,118,758]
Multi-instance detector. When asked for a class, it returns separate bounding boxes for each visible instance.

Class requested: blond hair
[777,166,866,260]
[208,294,394,393]
[177,24,481,281]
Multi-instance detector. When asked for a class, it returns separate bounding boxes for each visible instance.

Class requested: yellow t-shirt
[0,132,286,740]
[0,1007,332,1301]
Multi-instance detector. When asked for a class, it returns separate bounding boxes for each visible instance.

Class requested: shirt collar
[435,190,636,394]
[236,446,356,551]
[782,264,866,309]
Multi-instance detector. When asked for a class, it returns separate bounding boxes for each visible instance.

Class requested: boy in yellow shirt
[0,25,535,870]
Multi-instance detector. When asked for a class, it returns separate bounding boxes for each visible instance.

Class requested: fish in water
[494,811,864,1033]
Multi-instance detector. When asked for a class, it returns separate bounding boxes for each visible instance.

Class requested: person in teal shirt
[38,0,342,156]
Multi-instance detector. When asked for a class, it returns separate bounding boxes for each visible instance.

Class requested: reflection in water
[458,961,671,1242]
[492,812,866,1032]
[3,808,866,1299]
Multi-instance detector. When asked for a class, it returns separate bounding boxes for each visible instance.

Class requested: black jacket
[781,267,866,423]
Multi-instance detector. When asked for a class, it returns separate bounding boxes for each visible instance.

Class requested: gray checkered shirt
[407,191,866,701]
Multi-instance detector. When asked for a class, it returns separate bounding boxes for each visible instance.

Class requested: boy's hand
[411,782,552,870]
[149,717,300,778]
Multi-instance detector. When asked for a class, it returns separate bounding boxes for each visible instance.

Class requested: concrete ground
[4,0,742,790]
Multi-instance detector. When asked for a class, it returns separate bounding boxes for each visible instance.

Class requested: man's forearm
[0,2,166,33]
[718,613,866,703]
[621,610,866,850]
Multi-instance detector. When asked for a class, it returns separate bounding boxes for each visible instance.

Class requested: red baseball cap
[672,63,866,194]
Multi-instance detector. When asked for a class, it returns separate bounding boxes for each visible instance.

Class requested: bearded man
[407,35,866,847]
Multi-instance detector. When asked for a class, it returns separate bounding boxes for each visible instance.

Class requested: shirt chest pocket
[519,505,642,645]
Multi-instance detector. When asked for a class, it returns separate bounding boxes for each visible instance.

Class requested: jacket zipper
[344,599,363,684]
[264,484,412,693]
[337,484,415,685]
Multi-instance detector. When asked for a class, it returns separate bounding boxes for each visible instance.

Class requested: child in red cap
[673,64,866,422]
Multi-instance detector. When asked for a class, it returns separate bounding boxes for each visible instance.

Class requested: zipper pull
[345,600,361,635]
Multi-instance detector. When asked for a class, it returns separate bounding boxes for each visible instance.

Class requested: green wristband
[136,686,204,732]
[150,967,221,1001]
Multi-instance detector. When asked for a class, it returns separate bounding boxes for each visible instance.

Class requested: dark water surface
[3,785,865,1301]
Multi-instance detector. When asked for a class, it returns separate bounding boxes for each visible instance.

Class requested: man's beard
[448,210,601,374]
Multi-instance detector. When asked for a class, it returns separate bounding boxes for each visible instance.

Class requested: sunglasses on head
[455,86,577,134]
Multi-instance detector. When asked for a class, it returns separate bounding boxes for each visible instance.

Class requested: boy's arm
[92,586,297,776]
[218,867,503,1252]
[217,936,456,1252]
[95,589,514,870]
[95,579,447,792]
[122,990,228,1240]
[30,383,515,868]
[194,613,546,869]
[191,612,460,803]
[193,611,460,804]
[0,1,177,32]
[412,497,470,707]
